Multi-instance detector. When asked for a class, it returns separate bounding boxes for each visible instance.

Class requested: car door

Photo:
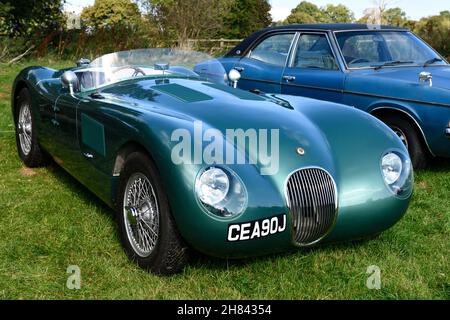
[281,32,345,103]
[53,92,84,171]
[233,32,297,94]
[74,96,115,203]
[54,88,112,203]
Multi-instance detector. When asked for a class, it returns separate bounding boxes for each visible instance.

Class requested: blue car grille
[286,168,338,246]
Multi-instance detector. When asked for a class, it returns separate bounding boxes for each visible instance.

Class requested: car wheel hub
[391,126,409,149]
[18,103,32,156]
[123,173,159,258]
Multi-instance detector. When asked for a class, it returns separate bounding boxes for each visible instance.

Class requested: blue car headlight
[195,167,248,218]
[381,151,413,197]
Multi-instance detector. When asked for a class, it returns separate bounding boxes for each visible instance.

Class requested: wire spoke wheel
[18,102,32,156]
[123,173,159,257]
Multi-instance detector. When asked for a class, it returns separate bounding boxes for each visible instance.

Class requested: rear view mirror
[228,69,241,88]
[154,63,170,71]
[61,71,80,94]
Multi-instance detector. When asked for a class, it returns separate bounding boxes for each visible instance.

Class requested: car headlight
[382,153,403,185]
[381,151,413,197]
[195,167,247,218]
[196,168,229,205]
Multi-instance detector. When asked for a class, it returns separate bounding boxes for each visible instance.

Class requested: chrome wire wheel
[391,126,409,149]
[123,173,160,258]
[17,102,32,156]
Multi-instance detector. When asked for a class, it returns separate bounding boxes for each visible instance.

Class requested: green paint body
[11,65,412,258]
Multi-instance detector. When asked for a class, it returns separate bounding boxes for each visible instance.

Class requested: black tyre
[14,88,49,168]
[378,113,428,170]
[116,152,189,275]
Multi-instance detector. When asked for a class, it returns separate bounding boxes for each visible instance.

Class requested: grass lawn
[0,59,449,300]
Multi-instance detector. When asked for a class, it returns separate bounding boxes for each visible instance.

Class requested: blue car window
[249,33,295,66]
[294,34,338,70]
[336,31,446,69]
[384,32,434,62]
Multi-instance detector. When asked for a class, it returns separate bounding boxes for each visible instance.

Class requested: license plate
[227,214,287,242]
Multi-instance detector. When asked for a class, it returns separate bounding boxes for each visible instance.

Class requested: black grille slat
[286,168,337,245]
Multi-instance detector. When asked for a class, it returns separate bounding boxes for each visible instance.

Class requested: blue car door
[281,33,345,103]
[233,32,297,94]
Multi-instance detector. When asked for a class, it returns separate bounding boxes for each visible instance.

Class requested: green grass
[0,60,449,300]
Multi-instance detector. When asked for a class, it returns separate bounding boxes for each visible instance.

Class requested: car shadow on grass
[426,157,450,172]
[187,237,376,273]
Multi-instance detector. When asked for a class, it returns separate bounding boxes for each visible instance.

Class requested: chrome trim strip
[240,77,280,85]
[346,90,450,108]
[284,82,343,93]
[36,78,58,86]
[286,32,300,68]
[241,76,450,108]
[333,28,408,33]
[241,77,342,93]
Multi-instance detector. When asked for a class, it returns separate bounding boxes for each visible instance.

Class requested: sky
[64,0,449,21]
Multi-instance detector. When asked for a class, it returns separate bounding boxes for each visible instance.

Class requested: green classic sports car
[11,49,413,275]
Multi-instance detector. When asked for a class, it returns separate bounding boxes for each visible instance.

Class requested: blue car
[217,24,450,169]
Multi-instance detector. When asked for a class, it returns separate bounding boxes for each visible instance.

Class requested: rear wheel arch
[12,81,30,121]
[370,106,431,154]
[112,141,168,206]
[113,141,155,177]
[370,106,432,169]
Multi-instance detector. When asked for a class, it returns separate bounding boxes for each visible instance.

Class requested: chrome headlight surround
[381,150,413,198]
[195,166,248,218]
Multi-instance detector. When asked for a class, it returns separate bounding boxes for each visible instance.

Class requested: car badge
[296,147,305,156]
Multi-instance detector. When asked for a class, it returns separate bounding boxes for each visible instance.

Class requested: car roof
[266,23,407,32]
[225,23,409,57]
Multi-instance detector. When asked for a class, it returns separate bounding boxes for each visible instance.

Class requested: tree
[284,1,325,24]
[81,0,142,28]
[0,3,14,35]
[221,0,272,39]
[384,7,408,26]
[323,4,355,23]
[414,11,450,59]
[0,0,63,36]
[147,0,232,46]
[283,1,354,25]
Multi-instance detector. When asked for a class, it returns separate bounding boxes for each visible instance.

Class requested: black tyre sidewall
[380,114,428,169]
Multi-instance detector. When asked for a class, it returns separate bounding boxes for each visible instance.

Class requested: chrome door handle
[83,152,94,159]
[234,67,245,72]
[445,127,450,137]
[283,75,296,82]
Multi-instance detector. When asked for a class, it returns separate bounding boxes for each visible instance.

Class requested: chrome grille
[286,168,337,246]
